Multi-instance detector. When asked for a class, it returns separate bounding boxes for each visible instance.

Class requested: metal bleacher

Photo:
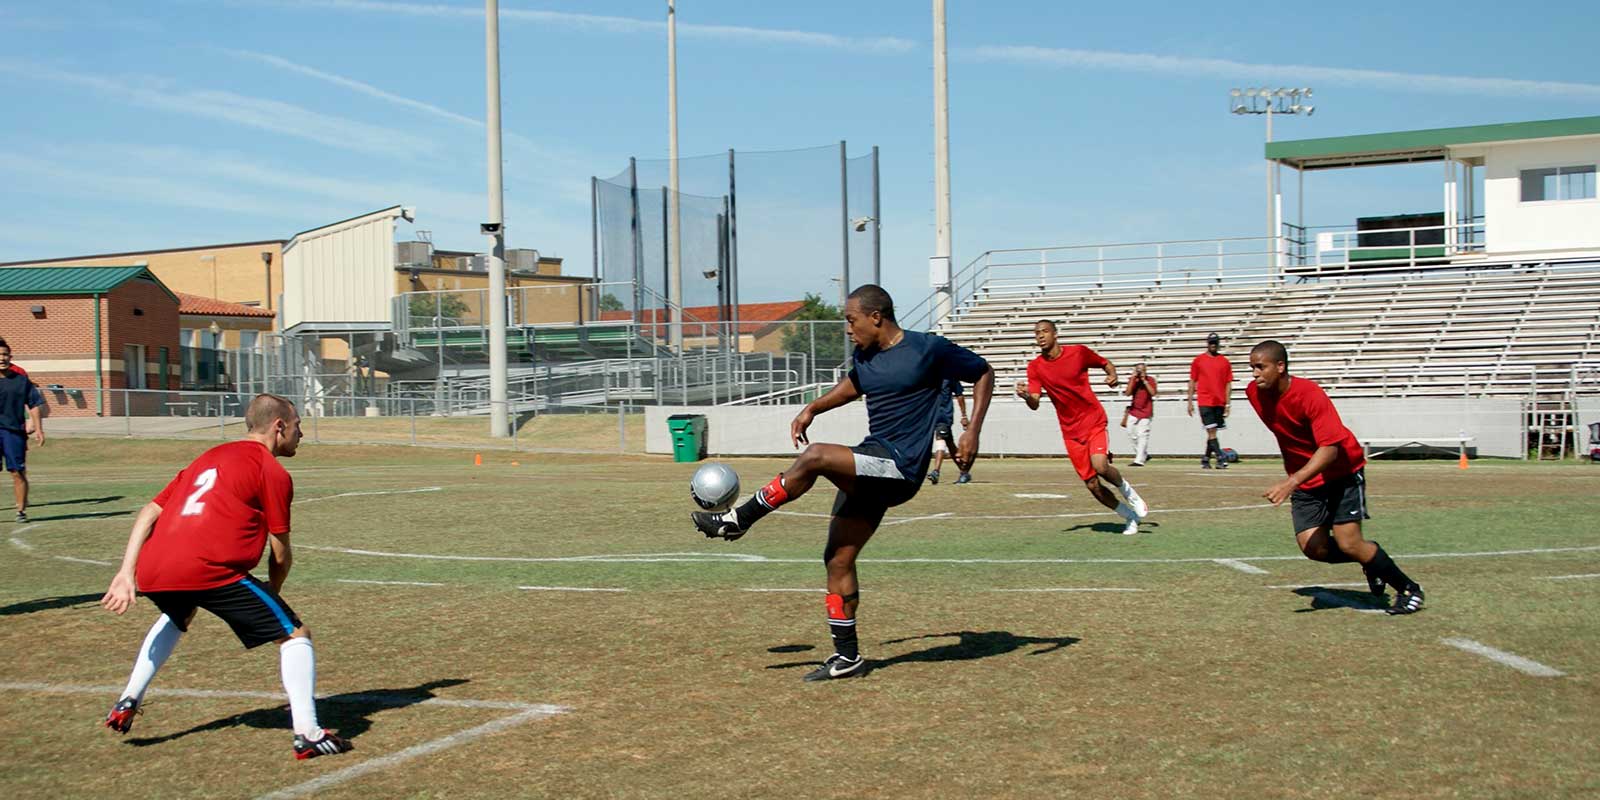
[937,261,1600,402]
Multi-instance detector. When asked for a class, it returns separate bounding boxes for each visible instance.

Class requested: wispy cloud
[235,0,916,53]
[968,45,1600,100]
[0,58,435,158]
[223,49,481,127]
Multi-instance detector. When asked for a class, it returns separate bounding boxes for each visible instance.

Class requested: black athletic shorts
[1198,405,1227,430]
[1289,469,1369,534]
[832,442,922,525]
[144,574,303,649]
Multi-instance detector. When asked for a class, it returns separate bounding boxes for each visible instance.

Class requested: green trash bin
[668,414,707,463]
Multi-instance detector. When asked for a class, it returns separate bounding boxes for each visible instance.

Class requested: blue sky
[3,0,1598,311]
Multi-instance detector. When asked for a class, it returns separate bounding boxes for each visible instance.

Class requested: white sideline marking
[295,487,443,504]
[1538,573,1600,581]
[1214,559,1269,574]
[1013,493,1071,499]
[1265,582,1369,589]
[8,529,114,567]
[517,585,629,593]
[0,681,564,713]
[337,579,447,587]
[882,512,955,526]
[1440,638,1567,678]
[776,502,1276,522]
[301,544,1600,567]
[989,587,1145,593]
[1305,590,1387,613]
[741,588,823,593]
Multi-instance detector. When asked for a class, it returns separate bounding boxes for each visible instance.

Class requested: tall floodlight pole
[932,0,953,327]
[485,0,509,437]
[1231,87,1314,274]
[666,0,684,352]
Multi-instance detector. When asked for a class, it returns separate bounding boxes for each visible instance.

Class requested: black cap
[1206,332,1221,344]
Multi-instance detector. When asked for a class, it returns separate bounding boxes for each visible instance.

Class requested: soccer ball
[690,462,741,512]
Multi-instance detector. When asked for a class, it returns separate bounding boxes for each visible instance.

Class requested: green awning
[1265,116,1600,170]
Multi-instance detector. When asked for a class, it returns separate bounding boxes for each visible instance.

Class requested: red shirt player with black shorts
[1027,345,1113,482]
[1189,351,1232,430]
[1247,377,1369,535]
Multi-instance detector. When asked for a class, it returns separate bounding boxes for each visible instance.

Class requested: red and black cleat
[104,697,140,734]
[293,730,354,760]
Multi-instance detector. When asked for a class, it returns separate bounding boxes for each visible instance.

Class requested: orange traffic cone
[1458,451,1469,470]
[511,460,521,467]
[474,452,483,466]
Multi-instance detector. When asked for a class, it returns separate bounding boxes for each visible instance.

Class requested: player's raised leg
[692,442,858,540]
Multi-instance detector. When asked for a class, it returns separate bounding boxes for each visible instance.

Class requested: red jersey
[1027,345,1109,440]
[1189,353,1233,406]
[1127,375,1156,420]
[137,440,294,592]
[1246,377,1366,490]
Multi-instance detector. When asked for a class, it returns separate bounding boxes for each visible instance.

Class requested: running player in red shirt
[99,394,355,758]
[1016,320,1150,535]
[1246,340,1424,614]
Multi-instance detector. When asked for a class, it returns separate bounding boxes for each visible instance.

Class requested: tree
[598,293,625,312]
[408,292,471,327]
[781,293,847,368]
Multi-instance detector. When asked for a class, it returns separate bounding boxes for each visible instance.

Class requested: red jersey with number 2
[1027,345,1109,440]
[137,440,294,592]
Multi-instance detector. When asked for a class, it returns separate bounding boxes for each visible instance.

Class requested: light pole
[485,0,508,437]
[666,0,683,353]
[932,0,952,326]
[1231,87,1313,271]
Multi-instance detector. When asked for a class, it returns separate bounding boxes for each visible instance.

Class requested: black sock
[732,475,789,529]
[827,592,860,660]
[1367,543,1417,591]
[1204,440,1218,461]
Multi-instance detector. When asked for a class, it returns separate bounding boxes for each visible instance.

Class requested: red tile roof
[176,292,277,318]
[601,300,808,334]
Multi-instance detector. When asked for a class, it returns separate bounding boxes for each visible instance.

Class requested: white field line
[776,502,1276,522]
[1537,573,1600,581]
[882,512,955,526]
[988,587,1145,593]
[299,544,1600,567]
[1214,559,1269,574]
[516,585,629,593]
[0,681,564,712]
[295,487,443,504]
[8,527,113,567]
[1013,493,1071,499]
[1440,638,1567,677]
[257,707,557,799]
[741,588,822,593]
[337,579,447,587]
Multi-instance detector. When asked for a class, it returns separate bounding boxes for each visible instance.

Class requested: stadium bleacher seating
[938,263,1600,400]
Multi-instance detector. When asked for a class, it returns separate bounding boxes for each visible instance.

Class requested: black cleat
[293,730,354,760]
[1200,461,1213,470]
[1216,460,1228,470]
[692,511,745,541]
[954,472,972,485]
[104,697,140,734]
[926,470,940,485]
[14,511,27,523]
[803,653,867,682]
[1362,564,1387,597]
[1388,586,1425,615]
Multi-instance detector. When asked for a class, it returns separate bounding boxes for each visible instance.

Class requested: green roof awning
[0,265,179,303]
[1265,115,1600,170]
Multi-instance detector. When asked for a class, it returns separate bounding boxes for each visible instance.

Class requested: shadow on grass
[1062,520,1160,535]
[766,630,1079,676]
[127,678,470,747]
[767,644,815,654]
[27,510,134,522]
[0,593,102,616]
[20,495,125,509]
[1292,587,1389,613]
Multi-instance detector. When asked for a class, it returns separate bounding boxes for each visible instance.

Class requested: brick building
[0,266,181,417]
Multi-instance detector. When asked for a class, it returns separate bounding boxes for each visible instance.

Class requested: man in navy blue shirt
[927,378,971,485]
[0,338,45,523]
[692,285,995,681]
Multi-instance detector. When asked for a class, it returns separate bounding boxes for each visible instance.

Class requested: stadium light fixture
[1230,86,1317,275]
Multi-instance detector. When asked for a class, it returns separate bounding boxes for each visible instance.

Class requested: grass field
[2,438,1597,798]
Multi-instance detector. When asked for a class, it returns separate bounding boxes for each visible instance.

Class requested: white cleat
[1120,481,1149,519]
[1121,515,1139,536]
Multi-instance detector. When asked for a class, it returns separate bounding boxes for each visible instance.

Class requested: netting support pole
[839,140,851,306]
[871,145,882,286]
[590,176,599,283]
[728,149,740,336]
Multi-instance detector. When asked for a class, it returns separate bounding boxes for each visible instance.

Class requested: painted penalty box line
[1439,638,1568,678]
[0,682,567,713]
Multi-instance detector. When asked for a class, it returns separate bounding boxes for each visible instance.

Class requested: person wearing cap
[1187,333,1233,469]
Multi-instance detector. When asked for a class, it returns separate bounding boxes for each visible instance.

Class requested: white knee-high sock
[279,636,321,737]
[121,614,182,703]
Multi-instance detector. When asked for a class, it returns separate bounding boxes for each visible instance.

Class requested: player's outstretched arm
[790,375,861,447]
[956,366,996,469]
[101,501,164,615]
[1102,360,1120,388]
[267,533,293,594]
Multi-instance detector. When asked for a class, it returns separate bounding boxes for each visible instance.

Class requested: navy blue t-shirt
[0,370,40,432]
[934,379,965,426]
[847,330,989,480]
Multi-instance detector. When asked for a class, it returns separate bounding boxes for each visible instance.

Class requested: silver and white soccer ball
[690,462,741,512]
